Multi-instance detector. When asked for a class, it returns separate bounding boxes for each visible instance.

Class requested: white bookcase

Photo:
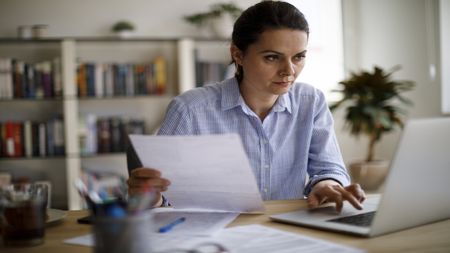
[0,37,229,210]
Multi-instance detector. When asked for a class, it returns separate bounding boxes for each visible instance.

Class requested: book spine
[110,117,122,152]
[53,58,62,97]
[95,63,104,98]
[46,120,54,156]
[35,63,44,99]
[53,116,65,156]
[85,114,98,154]
[4,121,15,157]
[86,63,96,97]
[13,122,23,157]
[24,120,33,157]
[77,63,87,97]
[97,118,111,153]
[4,59,13,99]
[154,56,167,95]
[125,64,134,96]
[39,122,46,157]
[41,61,53,98]
[26,64,36,98]
[32,122,40,156]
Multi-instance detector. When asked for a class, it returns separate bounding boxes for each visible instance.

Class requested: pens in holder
[158,217,186,233]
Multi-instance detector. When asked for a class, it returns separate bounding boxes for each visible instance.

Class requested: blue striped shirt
[157,78,350,200]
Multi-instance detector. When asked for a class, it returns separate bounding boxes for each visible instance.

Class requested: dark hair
[231,1,309,83]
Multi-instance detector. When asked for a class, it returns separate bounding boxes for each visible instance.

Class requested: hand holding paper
[129,134,265,213]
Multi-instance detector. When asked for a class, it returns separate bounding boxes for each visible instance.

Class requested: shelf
[0,37,230,43]
[71,94,173,101]
[0,97,63,102]
[80,152,126,158]
[0,155,66,161]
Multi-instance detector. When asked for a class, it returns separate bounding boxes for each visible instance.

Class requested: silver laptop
[270,117,450,237]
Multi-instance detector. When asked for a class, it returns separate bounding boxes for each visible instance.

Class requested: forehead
[250,28,308,53]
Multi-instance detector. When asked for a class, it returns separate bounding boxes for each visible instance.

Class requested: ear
[230,44,244,65]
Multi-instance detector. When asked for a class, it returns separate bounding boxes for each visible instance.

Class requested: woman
[128,1,365,212]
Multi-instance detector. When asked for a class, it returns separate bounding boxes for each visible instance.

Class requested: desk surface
[2,199,450,253]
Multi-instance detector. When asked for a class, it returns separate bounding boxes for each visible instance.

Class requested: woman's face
[232,28,308,98]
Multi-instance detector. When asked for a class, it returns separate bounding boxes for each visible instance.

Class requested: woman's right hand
[127,168,171,207]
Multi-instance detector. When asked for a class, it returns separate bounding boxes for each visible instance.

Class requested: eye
[264,55,279,62]
[293,54,306,62]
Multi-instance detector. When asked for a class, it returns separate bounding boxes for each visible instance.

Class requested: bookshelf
[0,37,229,209]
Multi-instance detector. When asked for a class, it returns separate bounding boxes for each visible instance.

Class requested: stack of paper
[65,224,365,253]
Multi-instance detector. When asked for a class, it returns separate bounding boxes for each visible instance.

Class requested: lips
[273,81,292,87]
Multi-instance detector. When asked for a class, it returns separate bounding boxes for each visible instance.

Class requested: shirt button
[263,165,270,170]
[263,188,268,193]
[262,139,268,144]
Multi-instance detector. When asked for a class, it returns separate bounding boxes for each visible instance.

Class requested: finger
[131,168,162,178]
[127,178,170,188]
[307,193,320,208]
[334,185,363,210]
[322,186,344,212]
[335,195,343,212]
[344,184,367,203]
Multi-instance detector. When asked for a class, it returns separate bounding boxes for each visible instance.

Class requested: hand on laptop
[307,180,366,212]
[127,168,171,207]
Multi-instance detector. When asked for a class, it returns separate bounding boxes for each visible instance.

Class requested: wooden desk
[2,199,450,253]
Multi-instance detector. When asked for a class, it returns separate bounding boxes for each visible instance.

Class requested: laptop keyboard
[327,211,376,227]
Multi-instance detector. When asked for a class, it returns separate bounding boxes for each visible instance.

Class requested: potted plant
[330,66,414,190]
[111,20,135,38]
[184,2,242,38]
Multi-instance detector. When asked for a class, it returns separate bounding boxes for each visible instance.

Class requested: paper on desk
[216,225,366,253]
[64,224,365,253]
[129,134,265,213]
[152,208,239,236]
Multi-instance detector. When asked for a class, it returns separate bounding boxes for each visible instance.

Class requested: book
[97,118,111,153]
[94,63,104,98]
[53,116,65,156]
[53,58,62,97]
[24,120,33,157]
[39,122,46,157]
[153,56,167,95]
[4,121,15,157]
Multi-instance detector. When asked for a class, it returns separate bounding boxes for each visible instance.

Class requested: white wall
[0,0,255,37]
[0,0,445,165]
[339,0,443,163]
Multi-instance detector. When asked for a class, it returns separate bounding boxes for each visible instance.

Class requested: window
[286,0,344,102]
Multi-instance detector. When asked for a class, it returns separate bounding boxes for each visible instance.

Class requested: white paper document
[64,224,365,253]
[152,209,239,236]
[129,134,265,213]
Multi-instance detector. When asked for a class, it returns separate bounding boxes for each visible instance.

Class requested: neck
[239,82,278,121]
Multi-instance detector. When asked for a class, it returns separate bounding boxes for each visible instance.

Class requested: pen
[158,217,186,233]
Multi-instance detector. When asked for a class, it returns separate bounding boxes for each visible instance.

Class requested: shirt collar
[220,77,292,114]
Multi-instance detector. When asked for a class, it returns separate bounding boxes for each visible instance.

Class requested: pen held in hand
[158,217,186,233]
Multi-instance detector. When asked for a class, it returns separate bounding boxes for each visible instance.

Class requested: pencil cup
[93,210,154,253]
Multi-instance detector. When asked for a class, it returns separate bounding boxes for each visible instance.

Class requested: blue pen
[158,217,186,233]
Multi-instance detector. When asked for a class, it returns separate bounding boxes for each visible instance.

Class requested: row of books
[0,58,62,99]
[0,117,65,158]
[77,57,167,98]
[79,114,146,155]
[195,61,230,87]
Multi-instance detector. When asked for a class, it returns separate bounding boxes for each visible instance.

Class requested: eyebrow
[259,49,308,55]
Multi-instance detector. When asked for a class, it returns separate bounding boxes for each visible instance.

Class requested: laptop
[270,117,450,237]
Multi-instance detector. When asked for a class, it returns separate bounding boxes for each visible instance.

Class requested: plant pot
[210,14,234,38]
[114,30,134,38]
[349,160,389,191]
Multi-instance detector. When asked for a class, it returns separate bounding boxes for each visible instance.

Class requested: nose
[280,59,295,76]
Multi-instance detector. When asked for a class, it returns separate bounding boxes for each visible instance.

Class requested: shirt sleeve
[157,97,194,136]
[304,90,350,196]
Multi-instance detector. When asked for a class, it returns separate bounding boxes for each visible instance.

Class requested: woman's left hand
[307,180,366,212]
